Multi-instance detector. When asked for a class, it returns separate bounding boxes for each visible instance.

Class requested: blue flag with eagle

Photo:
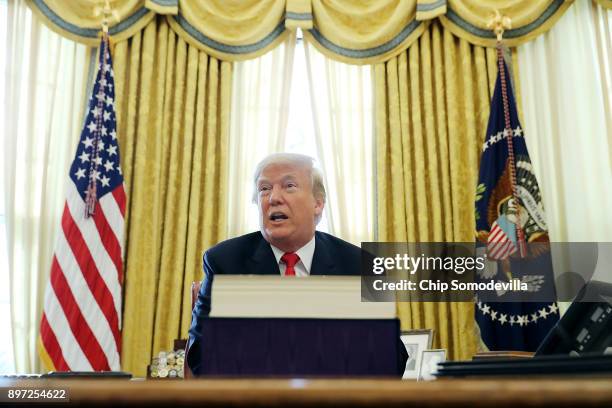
[474,50,559,351]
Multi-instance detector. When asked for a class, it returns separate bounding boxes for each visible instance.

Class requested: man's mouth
[269,212,289,222]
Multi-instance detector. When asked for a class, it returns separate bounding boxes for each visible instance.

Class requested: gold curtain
[375,21,521,361]
[112,16,231,376]
[27,0,574,63]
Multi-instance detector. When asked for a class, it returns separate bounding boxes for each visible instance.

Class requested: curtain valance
[26,0,575,64]
[593,0,612,9]
[438,0,575,48]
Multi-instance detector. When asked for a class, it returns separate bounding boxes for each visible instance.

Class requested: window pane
[0,0,16,375]
[285,38,329,233]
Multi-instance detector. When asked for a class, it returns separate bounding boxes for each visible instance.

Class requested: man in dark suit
[187,153,362,373]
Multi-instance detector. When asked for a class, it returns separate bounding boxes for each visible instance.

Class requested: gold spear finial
[487,10,512,42]
[94,0,120,34]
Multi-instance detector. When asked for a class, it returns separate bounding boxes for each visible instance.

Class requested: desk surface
[1,377,612,407]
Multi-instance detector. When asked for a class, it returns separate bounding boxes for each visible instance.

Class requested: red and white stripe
[40,181,125,371]
[487,221,517,260]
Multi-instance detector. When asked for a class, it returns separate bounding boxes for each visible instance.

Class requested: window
[0,0,16,374]
[240,34,330,234]
[228,30,374,244]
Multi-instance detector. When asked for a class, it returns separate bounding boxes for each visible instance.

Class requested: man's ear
[314,195,324,216]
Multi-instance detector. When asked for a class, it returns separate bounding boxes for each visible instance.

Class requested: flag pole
[487,11,527,257]
[86,1,119,217]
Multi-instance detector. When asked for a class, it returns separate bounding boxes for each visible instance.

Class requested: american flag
[39,34,124,371]
[474,47,558,351]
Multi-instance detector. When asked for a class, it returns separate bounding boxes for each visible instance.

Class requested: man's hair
[252,153,326,205]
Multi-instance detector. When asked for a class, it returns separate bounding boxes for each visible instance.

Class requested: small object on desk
[418,349,447,381]
[0,374,41,379]
[535,281,612,356]
[147,348,186,379]
[436,353,612,377]
[472,351,534,360]
[41,371,132,379]
[400,329,433,380]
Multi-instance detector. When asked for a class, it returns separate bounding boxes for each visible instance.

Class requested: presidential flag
[474,48,559,351]
[39,34,125,371]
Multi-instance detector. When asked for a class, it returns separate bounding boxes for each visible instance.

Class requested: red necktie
[281,252,300,276]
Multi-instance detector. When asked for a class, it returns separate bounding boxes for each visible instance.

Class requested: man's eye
[259,186,271,193]
[286,183,297,188]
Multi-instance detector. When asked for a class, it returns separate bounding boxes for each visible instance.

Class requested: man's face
[256,162,324,252]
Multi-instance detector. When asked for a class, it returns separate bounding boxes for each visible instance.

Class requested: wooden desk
[1,377,612,407]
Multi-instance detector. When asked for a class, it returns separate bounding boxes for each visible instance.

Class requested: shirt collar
[269,235,316,273]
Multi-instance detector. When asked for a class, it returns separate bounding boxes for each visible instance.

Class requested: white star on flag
[75,168,86,179]
[481,304,490,315]
[82,136,94,148]
[78,152,90,163]
[100,175,111,187]
[87,122,97,134]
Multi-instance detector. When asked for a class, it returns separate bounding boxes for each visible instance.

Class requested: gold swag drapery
[112,17,231,376]
[22,0,573,375]
[27,0,574,64]
[594,0,612,9]
[375,21,521,360]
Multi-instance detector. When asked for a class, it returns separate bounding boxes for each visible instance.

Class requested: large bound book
[191,317,404,377]
[189,276,402,377]
[209,275,396,319]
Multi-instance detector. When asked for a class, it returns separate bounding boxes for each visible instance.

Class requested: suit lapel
[246,235,281,275]
[310,232,337,275]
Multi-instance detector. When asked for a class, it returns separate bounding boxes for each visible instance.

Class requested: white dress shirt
[269,235,316,277]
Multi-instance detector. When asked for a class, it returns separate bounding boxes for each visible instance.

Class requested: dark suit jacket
[187,231,362,373]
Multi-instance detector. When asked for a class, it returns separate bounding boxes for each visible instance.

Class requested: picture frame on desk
[418,349,447,381]
[400,329,433,379]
